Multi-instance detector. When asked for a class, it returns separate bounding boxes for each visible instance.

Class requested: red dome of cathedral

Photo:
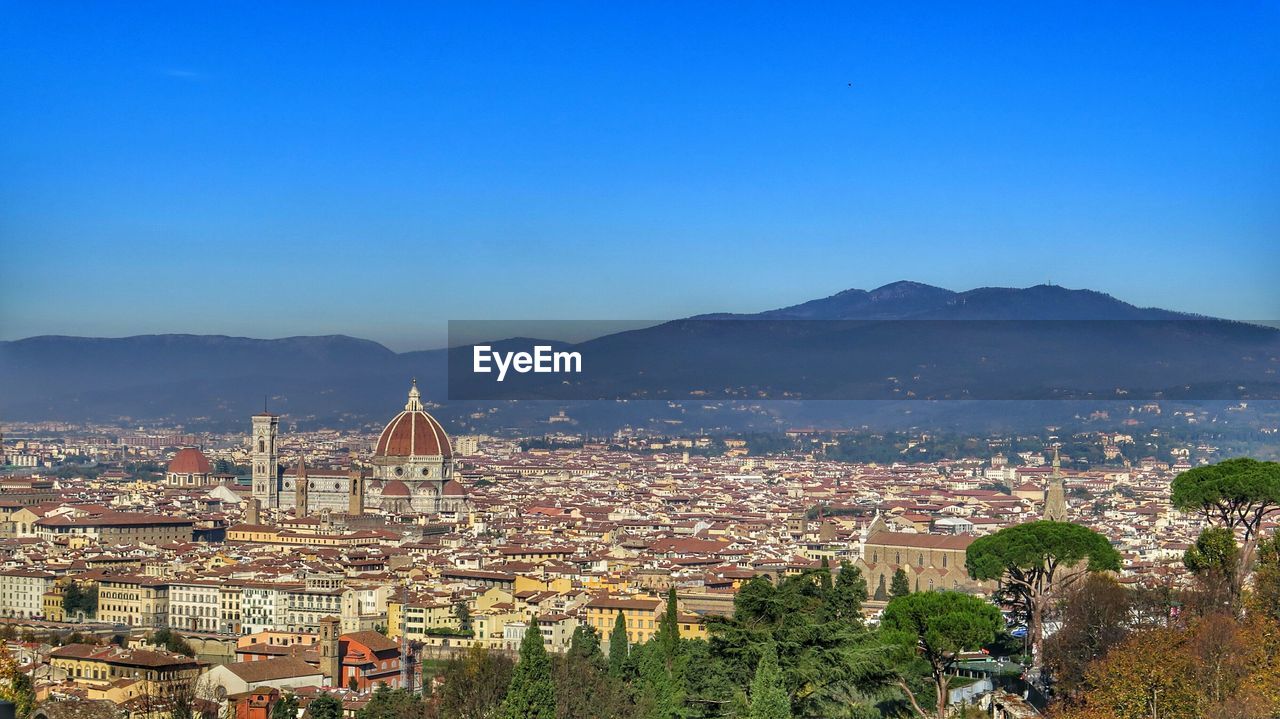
[441,478,466,496]
[374,380,453,458]
[381,479,411,497]
[168,447,212,474]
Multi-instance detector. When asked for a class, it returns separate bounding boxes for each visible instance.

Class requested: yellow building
[97,575,169,628]
[513,575,573,594]
[583,596,662,648]
[676,612,708,641]
[48,643,205,705]
[387,598,461,640]
[42,588,65,622]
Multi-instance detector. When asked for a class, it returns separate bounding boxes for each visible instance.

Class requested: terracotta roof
[381,480,411,497]
[168,448,212,475]
[225,657,322,683]
[375,410,452,458]
[864,530,974,551]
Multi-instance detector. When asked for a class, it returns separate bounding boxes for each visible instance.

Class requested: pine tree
[748,644,790,719]
[889,568,911,599]
[500,619,556,719]
[607,612,629,677]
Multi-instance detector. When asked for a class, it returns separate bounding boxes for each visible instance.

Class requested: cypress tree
[656,587,680,661]
[831,561,868,622]
[501,619,556,719]
[567,624,602,664]
[889,567,911,598]
[607,612,629,677]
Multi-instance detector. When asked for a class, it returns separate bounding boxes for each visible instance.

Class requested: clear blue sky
[3,2,1277,350]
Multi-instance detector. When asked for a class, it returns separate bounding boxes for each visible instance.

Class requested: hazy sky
[3,2,1277,350]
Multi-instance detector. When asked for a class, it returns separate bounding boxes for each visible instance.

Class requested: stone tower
[294,454,309,518]
[245,497,261,525]
[348,469,365,516]
[319,615,341,686]
[251,412,280,508]
[1044,448,1068,522]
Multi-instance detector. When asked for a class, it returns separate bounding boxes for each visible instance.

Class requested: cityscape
[3,3,1279,719]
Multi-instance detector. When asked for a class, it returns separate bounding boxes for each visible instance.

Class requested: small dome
[382,479,411,497]
[441,479,466,496]
[168,448,212,475]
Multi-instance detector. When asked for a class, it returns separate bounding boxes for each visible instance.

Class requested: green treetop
[965,520,1120,669]
[881,591,1003,719]
[608,612,629,677]
[306,695,343,719]
[890,568,911,598]
[501,619,556,719]
[747,644,790,719]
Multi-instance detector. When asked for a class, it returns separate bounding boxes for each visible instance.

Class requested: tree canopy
[307,695,343,719]
[966,520,1120,669]
[881,591,1003,719]
[1171,457,1280,542]
[356,686,423,719]
[0,648,34,719]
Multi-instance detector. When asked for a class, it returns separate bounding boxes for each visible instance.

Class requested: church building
[250,380,469,516]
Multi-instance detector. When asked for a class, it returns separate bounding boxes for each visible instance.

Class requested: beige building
[0,568,55,618]
[857,524,991,598]
[35,511,194,545]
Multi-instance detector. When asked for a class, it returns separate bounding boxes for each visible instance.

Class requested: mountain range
[2,282,1276,429]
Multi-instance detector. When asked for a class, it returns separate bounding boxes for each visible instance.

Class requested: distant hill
[0,334,445,425]
[698,281,1192,321]
[3,283,1276,427]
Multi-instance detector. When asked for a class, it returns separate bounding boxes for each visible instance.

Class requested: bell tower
[348,469,365,516]
[1044,447,1068,522]
[294,454,309,518]
[319,615,341,686]
[252,412,280,508]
